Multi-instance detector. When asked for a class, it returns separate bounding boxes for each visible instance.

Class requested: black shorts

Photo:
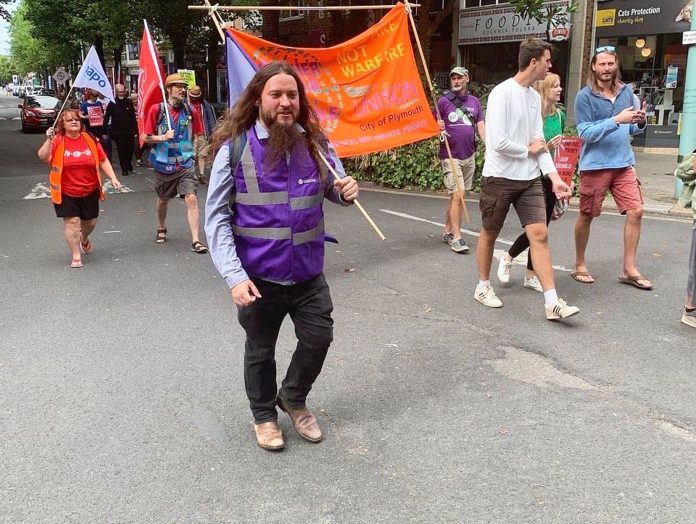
[155,167,197,200]
[54,189,100,220]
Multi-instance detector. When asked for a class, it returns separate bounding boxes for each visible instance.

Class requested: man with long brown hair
[573,47,650,289]
[205,62,358,451]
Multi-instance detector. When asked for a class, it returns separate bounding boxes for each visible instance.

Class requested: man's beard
[263,120,303,172]
[451,85,463,92]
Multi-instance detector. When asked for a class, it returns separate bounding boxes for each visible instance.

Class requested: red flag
[137,20,166,146]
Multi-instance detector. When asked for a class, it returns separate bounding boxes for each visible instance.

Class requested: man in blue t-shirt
[437,66,486,254]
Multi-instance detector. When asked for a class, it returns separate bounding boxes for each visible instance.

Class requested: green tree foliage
[0,55,17,83]
[9,2,45,75]
[134,0,205,68]
[508,0,579,26]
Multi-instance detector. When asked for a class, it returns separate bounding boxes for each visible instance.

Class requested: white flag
[73,46,115,103]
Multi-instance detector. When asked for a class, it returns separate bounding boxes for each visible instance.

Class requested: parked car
[37,88,56,96]
[18,95,59,132]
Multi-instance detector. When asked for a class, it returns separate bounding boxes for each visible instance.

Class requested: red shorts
[578,167,643,217]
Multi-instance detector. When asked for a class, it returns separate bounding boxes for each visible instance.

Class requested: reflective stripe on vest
[233,217,325,245]
[236,144,324,210]
[49,133,104,205]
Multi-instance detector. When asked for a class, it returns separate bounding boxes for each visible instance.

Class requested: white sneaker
[545,298,580,321]
[523,275,543,293]
[474,285,503,308]
[497,256,512,284]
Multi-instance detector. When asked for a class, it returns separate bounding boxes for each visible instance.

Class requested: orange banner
[227,4,439,157]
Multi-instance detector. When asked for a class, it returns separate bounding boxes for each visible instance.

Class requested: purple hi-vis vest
[231,127,335,284]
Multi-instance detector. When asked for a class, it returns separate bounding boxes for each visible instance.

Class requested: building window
[464,0,509,7]
[280,0,305,21]
[127,43,139,61]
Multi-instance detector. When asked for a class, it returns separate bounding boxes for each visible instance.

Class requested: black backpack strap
[226,133,247,212]
[227,133,247,173]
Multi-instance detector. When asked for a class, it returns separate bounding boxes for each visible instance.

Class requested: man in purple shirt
[437,66,486,253]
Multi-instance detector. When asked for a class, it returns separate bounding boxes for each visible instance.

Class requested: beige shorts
[441,155,475,194]
[193,135,210,158]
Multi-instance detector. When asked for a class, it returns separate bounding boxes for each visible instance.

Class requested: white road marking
[23,181,133,199]
[23,182,50,199]
[12,117,20,120]
[379,208,572,272]
[0,117,6,120]
[102,231,121,234]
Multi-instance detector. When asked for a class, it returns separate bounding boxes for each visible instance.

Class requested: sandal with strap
[80,239,93,254]
[191,241,209,254]
[70,258,83,268]
[155,228,167,243]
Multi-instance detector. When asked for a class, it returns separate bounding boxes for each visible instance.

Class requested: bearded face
[263,121,303,172]
[592,52,619,85]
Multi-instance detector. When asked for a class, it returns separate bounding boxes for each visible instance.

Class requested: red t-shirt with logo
[51,135,107,197]
[144,103,203,136]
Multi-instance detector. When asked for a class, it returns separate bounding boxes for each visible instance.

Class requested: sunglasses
[594,45,616,54]
[63,118,80,122]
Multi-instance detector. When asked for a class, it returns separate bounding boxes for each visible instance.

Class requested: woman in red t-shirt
[37,109,122,268]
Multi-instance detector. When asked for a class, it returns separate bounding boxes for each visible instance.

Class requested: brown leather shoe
[254,421,285,451]
[277,396,322,443]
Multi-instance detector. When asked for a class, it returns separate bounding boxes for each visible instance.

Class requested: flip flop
[70,258,83,268]
[619,275,653,290]
[571,271,594,284]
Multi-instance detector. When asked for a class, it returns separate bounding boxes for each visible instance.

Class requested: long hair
[55,109,85,135]
[587,51,621,93]
[208,61,329,180]
[532,73,561,117]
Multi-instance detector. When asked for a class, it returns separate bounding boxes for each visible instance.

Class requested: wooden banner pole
[203,0,226,43]
[318,152,386,241]
[403,0,470,224]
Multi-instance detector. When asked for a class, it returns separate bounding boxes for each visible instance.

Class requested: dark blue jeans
[237,273,334,423]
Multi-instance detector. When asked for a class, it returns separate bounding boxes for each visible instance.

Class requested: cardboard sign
[553,136,583,186]
[87,105,104,127]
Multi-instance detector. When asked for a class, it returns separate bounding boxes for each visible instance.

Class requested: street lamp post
[677,15,696,197]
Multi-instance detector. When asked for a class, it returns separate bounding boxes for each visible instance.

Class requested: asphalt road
[1,94,695,522]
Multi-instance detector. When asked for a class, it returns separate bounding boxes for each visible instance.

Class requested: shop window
[597,34,687,127]
[464,0,507,7]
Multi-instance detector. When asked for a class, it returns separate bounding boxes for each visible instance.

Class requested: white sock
[478,280,491,289]
[543,288,558,306]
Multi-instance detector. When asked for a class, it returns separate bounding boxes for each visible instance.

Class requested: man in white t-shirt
[475,37,579,321]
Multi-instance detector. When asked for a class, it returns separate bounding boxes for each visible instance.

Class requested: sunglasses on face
[64,118,80,122]
[594,45,616,55]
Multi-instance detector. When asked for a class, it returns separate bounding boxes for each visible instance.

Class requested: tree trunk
[171,35,187,69]
[113,47,123,85]
[207,23,220,103]
[94,33,105,70]
[260,0,279,41]
[414,0,454,71]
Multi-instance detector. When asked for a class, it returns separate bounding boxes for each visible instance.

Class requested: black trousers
[508,176,557,271]
[237,273,334,423]
[111,133,134,173]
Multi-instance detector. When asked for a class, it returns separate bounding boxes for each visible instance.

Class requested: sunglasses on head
[594,45,616,54]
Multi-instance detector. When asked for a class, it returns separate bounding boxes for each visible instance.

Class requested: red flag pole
[143,19,172,132]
